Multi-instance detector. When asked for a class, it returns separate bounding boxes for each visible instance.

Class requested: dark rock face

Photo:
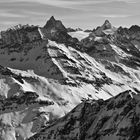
[92,20,116,36]
[0,25,41,46]
[84,29,92,32]
[28,90,140,140]
[101,20,112,30]
[129,25,140,32]
[44,16,67,32]
[0,65,24,84]
[43,16,79,45]
[43,16,70,42]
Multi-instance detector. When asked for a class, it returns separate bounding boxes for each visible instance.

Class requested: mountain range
[0,16,140,140]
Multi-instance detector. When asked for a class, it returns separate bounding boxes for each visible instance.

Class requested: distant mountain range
[0,16,140,140]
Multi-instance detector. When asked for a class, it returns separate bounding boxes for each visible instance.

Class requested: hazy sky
[0,0,140,30]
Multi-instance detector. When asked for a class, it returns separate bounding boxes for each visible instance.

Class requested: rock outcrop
[44,16,67,33]
[0,25,42,46]
[43,16,78,45]
[28,90,140,140]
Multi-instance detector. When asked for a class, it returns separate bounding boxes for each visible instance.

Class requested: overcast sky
[0,0,140,30]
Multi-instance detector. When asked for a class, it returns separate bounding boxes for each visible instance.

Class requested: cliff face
[44,16,67,32]
[43,16,78,45]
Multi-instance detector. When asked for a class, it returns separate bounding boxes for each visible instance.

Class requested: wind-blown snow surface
[68,31,90,41]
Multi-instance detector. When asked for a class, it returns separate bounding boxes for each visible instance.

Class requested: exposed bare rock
[43,16,79,45]
[0,25,42,46]
[44,16,67,33]
[28,90,140,140]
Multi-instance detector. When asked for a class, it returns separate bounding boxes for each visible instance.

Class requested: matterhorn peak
[94,19,116,36]
[50,16,56,21]
[104,19,111,24]
[129,25,140,32]
[102,19,112,29]
[44,16,57,28]
[44,16,67,32]
[48,16,57,25]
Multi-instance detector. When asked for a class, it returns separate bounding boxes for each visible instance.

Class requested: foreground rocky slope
[28,90,140,140]
[0,16,140,139]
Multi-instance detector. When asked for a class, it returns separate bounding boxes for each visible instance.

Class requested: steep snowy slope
[0,66,55,140]
[28,90,140,140]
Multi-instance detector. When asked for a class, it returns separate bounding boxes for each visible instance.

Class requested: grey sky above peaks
[0,0,140,30]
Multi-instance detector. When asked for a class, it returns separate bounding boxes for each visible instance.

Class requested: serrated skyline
[0,0,140,30]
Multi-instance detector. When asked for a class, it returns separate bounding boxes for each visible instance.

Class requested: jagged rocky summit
[0,16,140,140]
[94,20,116,36]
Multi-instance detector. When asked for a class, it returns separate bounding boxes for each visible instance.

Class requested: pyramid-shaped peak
[104,20,111,24]
[44,16,67,32]
[102,20,112,29]
[94,19,116,36]
[46,16,57,25]
[49,16,56,22]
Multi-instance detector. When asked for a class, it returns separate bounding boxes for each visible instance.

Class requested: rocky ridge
[28,90,140,140]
